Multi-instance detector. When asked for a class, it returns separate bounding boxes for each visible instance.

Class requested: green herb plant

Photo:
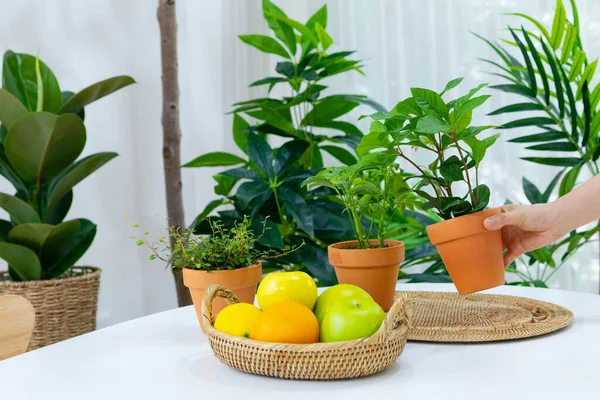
[0,50,134,280]
[357,78,500,220]
[478,0,600,287]
[134,217,301,271]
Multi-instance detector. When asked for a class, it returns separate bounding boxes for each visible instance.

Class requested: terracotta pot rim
[328,239,404,252]
[426,207,502,246]
[182,263,261,274]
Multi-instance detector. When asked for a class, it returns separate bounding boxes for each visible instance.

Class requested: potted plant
[302,155,421,310]
[357,78,505,294]
[134,217,300,329]
[0,50,134,349]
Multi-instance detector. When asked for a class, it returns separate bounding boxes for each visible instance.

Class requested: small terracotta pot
[328,240,405,311]
[426,208,505,295]
[183,263,262,332]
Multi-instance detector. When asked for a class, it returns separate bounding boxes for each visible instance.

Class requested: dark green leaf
[392,97,422,116]
[509,28,536,96]
[182,152,246,168]
[541,39,565,118]
[522,177,543,204]
[525,142,577,151]
[454,95,491,119]
[488,102,545,115]
[521,157,581,167]
[275,61,295,78]
[41,219,97,279]
[189,199,225,230]
[522,27,551,105]
[309,120,362,137]
[220,167,260,180]
[235,180,271,210]
[489,84,535,98]
[0,193,40,224]
[238,34,290,58]
[500,117,555,129]
[335,95,387,113]
[0,242,41,280]
[471,185,490,211]
[277,186,314,236]
[508,130,567,143]
[274,140,310,176]
[294,243,337,286]
[254,217,284,249]
[410,87,449,118]
[582,82,591,147]
[0,89,28,129]
[5,112,86,183]
[213,174,239,196]
[302,97,358,125]
[8,223,53,252]
[47,152,118,210]
[0,220,12,242]
[439,155,464,182]
[249,76,287,90]
[233,114,250,154]
[321,145,357,165]
[45,190,72,224]
[247,133,274,177]
[440,77,463,95]
[59,76,135,115]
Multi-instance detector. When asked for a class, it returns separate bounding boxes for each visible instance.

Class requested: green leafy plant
[478,0,600,287]
[302,154,421,248]
[134,217,300,271]
[182,1,436,285]
[357,78,500,220]
[0,50,134,280]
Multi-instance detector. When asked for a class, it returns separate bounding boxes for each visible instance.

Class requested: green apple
[320,297,386,343]
[313,284,373,324]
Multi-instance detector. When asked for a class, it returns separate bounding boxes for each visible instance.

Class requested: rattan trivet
[402,291,573,342]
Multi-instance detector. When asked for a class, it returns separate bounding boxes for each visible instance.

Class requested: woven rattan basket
[0,266,100,350]
[202,284,412,380]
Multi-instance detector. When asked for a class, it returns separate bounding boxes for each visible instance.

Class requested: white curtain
[0,0,598,328]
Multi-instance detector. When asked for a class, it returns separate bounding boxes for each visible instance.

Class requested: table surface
[1,283,598,399]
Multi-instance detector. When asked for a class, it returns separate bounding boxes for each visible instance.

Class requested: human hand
[483,203,566,267]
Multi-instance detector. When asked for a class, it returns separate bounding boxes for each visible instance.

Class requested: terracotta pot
[183,263,262,332]
[426,208,504,295]
[328,240,405,311]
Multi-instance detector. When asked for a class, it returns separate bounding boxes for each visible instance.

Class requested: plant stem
[398,150,447,199]
[451,130,475,205]
[271,183,288,234]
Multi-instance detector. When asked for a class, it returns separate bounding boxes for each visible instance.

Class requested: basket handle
[375,293,413,342]
[201,284,240,331]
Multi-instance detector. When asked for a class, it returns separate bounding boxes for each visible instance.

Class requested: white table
[1,283,598,399]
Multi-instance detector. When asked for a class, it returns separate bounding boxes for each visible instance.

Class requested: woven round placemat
[403,291,573,342]
[0,266,100,350]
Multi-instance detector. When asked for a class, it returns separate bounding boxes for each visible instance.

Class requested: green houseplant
[357,78,505,294]
[184,0,434,285]
[134,217,298,330]
[0,50,134,348]
[302,154,420,310]
[477,0,600,287]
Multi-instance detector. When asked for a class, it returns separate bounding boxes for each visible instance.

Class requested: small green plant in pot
[357,78,504,294]
[302,155,421,310]
[134,217,300,330]
[0,50,134,348]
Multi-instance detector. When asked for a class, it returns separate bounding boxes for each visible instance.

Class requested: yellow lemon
[257,271,318,311]
[214,303,261,338]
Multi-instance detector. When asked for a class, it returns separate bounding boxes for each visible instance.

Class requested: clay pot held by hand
[183,263,262,332]
[328,240,405,311]
[426,208,505,295]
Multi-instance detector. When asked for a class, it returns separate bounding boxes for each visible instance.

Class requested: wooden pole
[157,0,192,307]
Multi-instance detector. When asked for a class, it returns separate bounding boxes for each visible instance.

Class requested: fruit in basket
[251,301,319,344]
[214,303,261,338]
[313,284,373,324]
[320,297,385,342]
[257,271,318,311]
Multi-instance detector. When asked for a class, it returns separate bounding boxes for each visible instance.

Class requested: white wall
[0,0,598,328]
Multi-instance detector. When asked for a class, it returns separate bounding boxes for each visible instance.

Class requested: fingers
[503,249,521,268]
[483,206,526,231]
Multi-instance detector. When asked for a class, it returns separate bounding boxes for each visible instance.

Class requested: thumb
[483,207,525,231]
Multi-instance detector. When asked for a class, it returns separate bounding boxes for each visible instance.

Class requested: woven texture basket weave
[202,284,412,380]
[0,266,100,350]
[404,291,574,342]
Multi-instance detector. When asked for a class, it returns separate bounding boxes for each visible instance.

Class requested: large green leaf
[59,76,135,115]
[522,177,543,204]
[439,156,464,182]
[264,14,319,48]
[488,102,545,115]
[277,186,314,236]
[559,165,581,196]
[489,83,535,98]
[521,157,581,166]
[302,97,358,125]
[238,35,290,58]
[522,28,551,105]
[273,140,309,176]
[47,152,117,210]
[500,117,555,129]
[2,51,62,113]
[508,130,567,143]
[321,145,357,166]
[233,114,250,153]
[410,88,448,119]
[41,219,97,279]
[190,199,226,230]
[5,112,86,184]
[509,28,536,96]
[44,190,72,224]
[182,152,246,168]
[247,133,274,177]
[440,77,463,96]
[309,120,363,137]
[262,0,296,55]
[550,0,567,49]
[415,114,450,133]
[8,223,53,252]
[0,89,28,129]
[0,220,12,242]
[0,193,40,224]
[236,180,271,210]
[0,242,41,281]
[526,142,577,151]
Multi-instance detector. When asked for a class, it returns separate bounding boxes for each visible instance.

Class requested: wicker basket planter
[202,284,412,380]
[0,266,100,350]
